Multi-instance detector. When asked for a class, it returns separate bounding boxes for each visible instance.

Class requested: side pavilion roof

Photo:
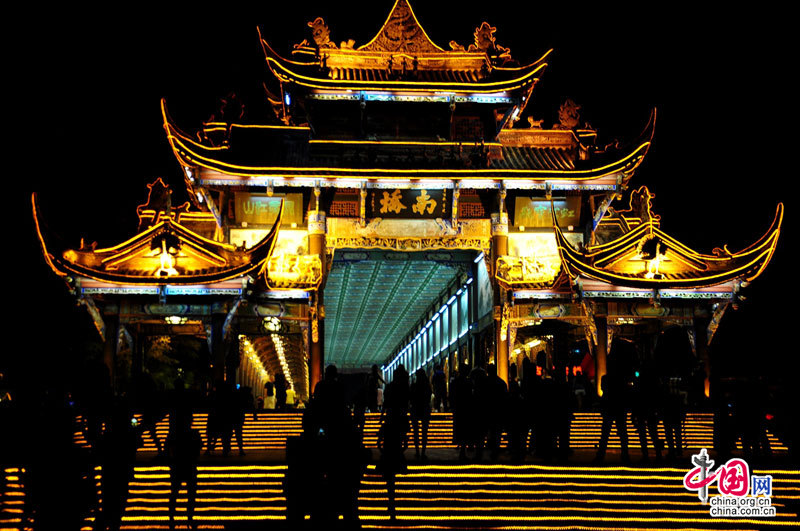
[33,192,282,286]
[555,187,783,290]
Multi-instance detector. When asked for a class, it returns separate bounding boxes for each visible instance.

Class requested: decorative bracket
[222,294,244,341]
[198,187,223,230]
[78,295,106,341]
[580,300,598,347]
[591,191,616,231]
[706,301,730,345]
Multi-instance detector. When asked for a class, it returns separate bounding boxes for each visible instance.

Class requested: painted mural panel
[476,255,493,320]
[514,197,581,228]
[230,228,308,255]
[507,232,583,272]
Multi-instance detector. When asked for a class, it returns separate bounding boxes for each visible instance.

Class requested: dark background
[7,3,794,392]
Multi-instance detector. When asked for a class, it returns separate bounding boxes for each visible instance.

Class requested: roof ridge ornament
[294,17,339,51]
[611,186,661,226]
[554,98,582,130]
[449,21,513,65]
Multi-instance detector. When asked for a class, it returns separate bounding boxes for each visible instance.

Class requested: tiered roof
[163,103,653,182]
[161,0,654,190]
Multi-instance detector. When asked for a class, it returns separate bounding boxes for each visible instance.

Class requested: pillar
[491,210,509,383]
[469,260,478,368]
[103,314,119,392]
[308,209,327,394]
[594,315,608,396]
[211,314,226,384]
[694,317,711,398]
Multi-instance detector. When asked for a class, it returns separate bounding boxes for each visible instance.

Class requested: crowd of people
[0,346,785,529]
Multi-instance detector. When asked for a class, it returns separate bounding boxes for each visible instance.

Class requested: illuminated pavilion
[33,0,782,400]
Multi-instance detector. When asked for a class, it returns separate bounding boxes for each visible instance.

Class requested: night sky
[9,3,794,388]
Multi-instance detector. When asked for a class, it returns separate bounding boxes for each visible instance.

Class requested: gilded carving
[490,212,508,236]
[508,325,517,352]
[500,302,511,337]
[327,236,489,253]
[311,316,319,343]
[527,117,544,129]
[359,0,441,54]
[308,211,327,235]
[266,254,323,290]
[495,255,560,288]
[327,217,490,240]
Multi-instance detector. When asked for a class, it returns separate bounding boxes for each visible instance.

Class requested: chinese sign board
[234,193,304,226]
[368,189,451,219]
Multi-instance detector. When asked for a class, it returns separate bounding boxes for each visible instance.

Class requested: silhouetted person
[536,375,557,461]
[481,364,508,461]
[285,406,324,526]
[167,379,202,530]
[594,372,629,463]
[76,360,113,448]
[308,365,366,527]
[275,373,288,410]
[325,413,366,528]
[231,385,249,456]
[527,354,551,457]
[552,365,574,463]
[96,400,141,531]
[662,376,684,460]
[378,365,409,521]
[451,367,472,460]
[353,374,368,435]
[23,388,92,531]
[264,377,276,410]
[313,365,348,433]
[469,365,489,460]
[632,363,662,462]
[133,372,164,454]
[410,368,432,459]
[432,364,447,412]
[205,383,223,455]
[738,377,771,460]
[207,382,238,456]
[367,364,385,413]
[506,370,528,462]
[712,381,737,460]
[654,327,690,460]
[521,357,538,455]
